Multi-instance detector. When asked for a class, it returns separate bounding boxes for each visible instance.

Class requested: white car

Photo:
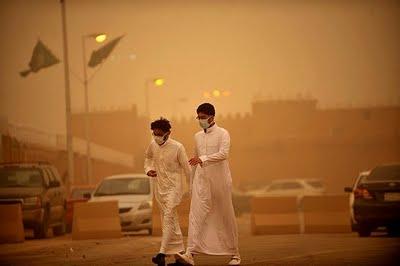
[258,179,325,197]
[245,186,271,197]
[89,174,153,234]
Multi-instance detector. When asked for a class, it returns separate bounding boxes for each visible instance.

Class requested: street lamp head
[85,33,107,43]
[212,89,221,98]
[153,78,165,87]
[95,34,107,43]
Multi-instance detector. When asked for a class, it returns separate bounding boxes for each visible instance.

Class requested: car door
[46,166,64,222]
[43,167,60,223]
[41,167,56,222]
[51,166,66,220]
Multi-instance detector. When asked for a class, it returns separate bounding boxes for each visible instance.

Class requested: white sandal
[228,255,241,265]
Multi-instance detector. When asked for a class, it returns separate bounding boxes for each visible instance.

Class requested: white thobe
[187,124,239,256]
[144,138,191,255]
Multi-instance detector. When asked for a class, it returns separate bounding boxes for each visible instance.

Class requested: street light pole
[60,0,74,189]
[81,36,92,185]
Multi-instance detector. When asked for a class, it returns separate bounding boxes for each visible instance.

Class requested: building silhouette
[70,100,400,192]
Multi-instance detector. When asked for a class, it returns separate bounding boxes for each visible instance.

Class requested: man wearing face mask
[145,118,192,266]
[176,103,241,266]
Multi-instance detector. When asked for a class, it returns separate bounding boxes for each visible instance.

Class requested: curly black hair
[150,117,171,132]
[197,103,215,116]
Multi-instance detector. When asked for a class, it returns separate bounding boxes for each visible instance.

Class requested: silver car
[89,174,153,234]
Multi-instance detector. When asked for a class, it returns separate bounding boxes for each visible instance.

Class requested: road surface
[1,215,399,265]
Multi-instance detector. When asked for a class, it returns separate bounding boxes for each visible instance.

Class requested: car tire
[53,220,66,236]
[34,209,49,239]
[387,226,400,237]
[358,226,372,237]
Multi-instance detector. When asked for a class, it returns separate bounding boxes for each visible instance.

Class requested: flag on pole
[20,40,60,77]
[88,35,124,68]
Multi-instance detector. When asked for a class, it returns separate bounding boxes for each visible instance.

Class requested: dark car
[0,162,67,238]
[344,163,400,237]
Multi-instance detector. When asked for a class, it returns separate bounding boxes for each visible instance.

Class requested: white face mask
[153,133,168,145]
[199,118,212,129]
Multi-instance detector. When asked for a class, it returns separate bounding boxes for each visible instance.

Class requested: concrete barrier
[251,196,301,235]
[72,201,122,240]
[152,197,191,236]
[0,204,25,243]
[302,195,351,233]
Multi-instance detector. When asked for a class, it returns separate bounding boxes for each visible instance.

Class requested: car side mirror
[83,193,91,200]
[344,187,353,193]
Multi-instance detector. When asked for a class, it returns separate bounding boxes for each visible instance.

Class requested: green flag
[20,40,60,77]
[88,35,124,68]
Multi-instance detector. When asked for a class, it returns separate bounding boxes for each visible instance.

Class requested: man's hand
[147,170,157,177]
[189,157,202,166]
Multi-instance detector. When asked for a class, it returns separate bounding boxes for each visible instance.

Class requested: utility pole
[60,0,74,188]
[82,36,92,184]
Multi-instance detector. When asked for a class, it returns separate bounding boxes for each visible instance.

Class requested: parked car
[65,185,95,232]
[344,170,370,234]
[0,162,67,238]
[258,179,325,197]
[88,174,153,234]
[345,163,400,237]
[244,185,271,197]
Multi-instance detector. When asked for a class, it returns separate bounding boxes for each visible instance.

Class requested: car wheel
[53,220,66,236]
[358,225,372,237]
[387,226,400,237]
[34,209,49,239]
[66,223,72,233]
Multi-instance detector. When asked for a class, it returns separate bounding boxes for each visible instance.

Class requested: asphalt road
[1,215,399,266]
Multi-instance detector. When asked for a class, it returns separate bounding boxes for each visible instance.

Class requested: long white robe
[144,138,191,255]
[187,124,239,256]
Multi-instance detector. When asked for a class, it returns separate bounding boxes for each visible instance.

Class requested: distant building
[70,100,400,193]
[1,118,135,185]
[71,105,148,172]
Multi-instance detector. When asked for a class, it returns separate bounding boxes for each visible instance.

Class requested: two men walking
[145,103,241,266]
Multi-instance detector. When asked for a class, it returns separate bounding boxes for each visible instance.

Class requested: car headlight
[23,196,42,208]
[138,201,152,210]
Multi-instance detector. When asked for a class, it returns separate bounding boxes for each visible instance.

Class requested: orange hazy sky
[1,0,399,134]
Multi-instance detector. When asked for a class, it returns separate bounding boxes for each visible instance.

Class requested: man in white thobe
[176,103,241,266]
[145,118,192,266]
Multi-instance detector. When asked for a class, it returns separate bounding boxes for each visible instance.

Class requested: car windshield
[306,180,324,188]
[71,188,93,199]
[0,168,44,188]
[267,183,281,191]
[367,165,400,181]
[268,182,303,191]
[94,177,150,196]
[356,174,368,186]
